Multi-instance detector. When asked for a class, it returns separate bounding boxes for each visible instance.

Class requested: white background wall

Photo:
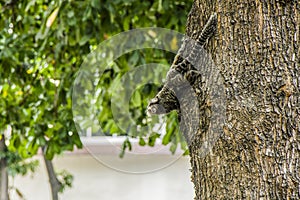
[11,141,194,200]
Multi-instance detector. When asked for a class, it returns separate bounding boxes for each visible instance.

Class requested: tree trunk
[0,136,9,200]
[185,0,299,199]
[42,147,62,200]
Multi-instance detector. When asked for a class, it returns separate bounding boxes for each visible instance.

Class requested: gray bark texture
[186,0,299,199]
[0,137,8,200]
[149,0,299,199]
[42,147,62,200]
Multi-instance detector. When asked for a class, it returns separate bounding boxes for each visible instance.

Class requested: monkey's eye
[148,106,157,114]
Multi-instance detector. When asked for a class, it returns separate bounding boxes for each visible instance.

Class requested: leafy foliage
[56,170,74,193]
[0,150,38,176]
[0,0,192,170]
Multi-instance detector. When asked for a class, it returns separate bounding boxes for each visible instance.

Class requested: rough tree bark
[187,0,299,199]
[0,136,9,200]
[149,0,299,199]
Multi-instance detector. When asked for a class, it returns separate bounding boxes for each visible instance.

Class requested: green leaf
[45,146,53,159]
[13,137,21,149]
[131,91,141,107]
[183,149,189,156]
[169,143,177,154]
[148,132,160,147]
[139,137,146,146]
[91,0,101,9]
[162,126,174,145]
[128,51,139,66]
[72,133,83,148]
[79,35,91,46]
[54,122,63,131]
[37,136,46,146]
[123,17,130,31]
[67,10,75,18]
[119,138,132,158]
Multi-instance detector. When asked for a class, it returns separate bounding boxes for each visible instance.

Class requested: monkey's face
[147,97,168,115]
[147,86,180,115]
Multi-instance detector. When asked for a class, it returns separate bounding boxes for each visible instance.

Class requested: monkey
[147,13,217,116]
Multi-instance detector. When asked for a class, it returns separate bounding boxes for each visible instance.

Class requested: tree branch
[42,147,62,200]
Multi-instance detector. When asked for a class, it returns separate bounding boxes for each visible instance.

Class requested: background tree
[0,0,192,199]
[150,0,299,199]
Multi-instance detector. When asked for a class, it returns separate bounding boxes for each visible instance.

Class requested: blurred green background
[0,0,192,197]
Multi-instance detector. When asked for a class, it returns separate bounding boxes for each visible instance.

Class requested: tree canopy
[0,0,192,171]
